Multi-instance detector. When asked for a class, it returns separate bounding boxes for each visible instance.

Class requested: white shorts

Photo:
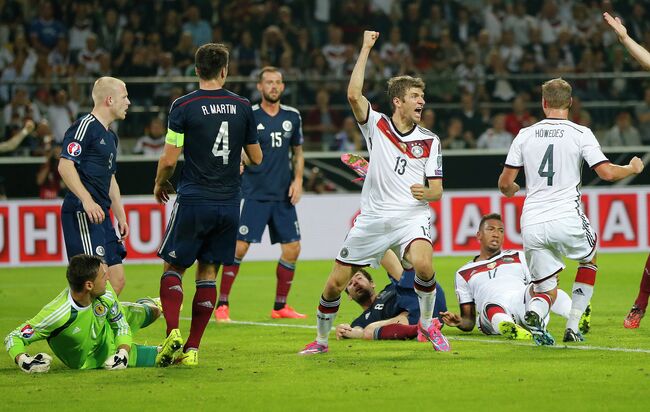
[476,289,527,335]
[522,215,597,290]
[336,212,432,268]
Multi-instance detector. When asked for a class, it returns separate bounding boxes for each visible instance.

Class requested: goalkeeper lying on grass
[4,254,165,373]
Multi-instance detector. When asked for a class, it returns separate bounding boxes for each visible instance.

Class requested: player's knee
[410,256,433,277]
[282,242,301,262]
[235,241,250,259]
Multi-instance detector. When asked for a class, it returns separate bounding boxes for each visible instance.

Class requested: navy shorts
[394,270,447,325]
[158,201,239,268]
[237,199,300,244]
[61,208,126,266]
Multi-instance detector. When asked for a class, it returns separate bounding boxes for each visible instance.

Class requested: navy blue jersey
[60,114,118,209]
[166,89,258,205]
[351,283,402,329]
[241,104,303,201]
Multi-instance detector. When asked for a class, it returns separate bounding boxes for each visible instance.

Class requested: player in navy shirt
[335,250,446,341]
[58,76,131,295]
[153,43,262,367]
[215,67,306,322]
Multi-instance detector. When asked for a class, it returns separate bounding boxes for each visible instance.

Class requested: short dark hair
[67,254,102,293]
[344,269,373,294]
[195,43,229,81]
[258,66,282,82]
[479,213,503,231]
[387,75,425,112]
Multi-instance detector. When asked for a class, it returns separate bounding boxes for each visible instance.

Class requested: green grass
[1,254,650,411]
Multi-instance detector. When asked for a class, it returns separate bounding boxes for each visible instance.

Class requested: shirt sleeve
[245,104,259,145]
[425,137,443,178]
[60,118,93,164]
[504,133,523,168]
[103,283,132,350]
[165,102,185,147]
[291,112,304,146]
[357,105,381,150]
[455,272,474,305]
[582,129,609,168]
[5,293,70,360]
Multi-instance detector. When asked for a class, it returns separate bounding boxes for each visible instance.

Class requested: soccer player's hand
[82,198,105,224]
[104,348,129,370]
[362,31,379,49]
[410,184,425,201]
[17,353,52,374]
[288,179,303,205]
[440,311,462,327]
[154,180,175,204]
[603,12,628,41]
[117,219,130,242]
[629,156,644,174]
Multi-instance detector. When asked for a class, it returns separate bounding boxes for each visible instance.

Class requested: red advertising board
[122,203,167,259]
[0,206,9,263]
[18,205,63,262]
[598,193,639,248]
[450,196,491,252]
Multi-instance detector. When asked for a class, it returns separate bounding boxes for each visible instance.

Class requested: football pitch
[1,253,649,411]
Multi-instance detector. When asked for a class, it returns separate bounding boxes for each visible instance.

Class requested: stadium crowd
[1,0,650,156]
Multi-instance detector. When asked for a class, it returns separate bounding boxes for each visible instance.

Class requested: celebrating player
[58,76,130,295]
[603,11,650,329]
[215,66,306,322]
[153,43,262,366]
[440,213,585,340]
[4,254,162,373]
[299,30,448,355]
[498,78,644,345]
[336,250,447,341]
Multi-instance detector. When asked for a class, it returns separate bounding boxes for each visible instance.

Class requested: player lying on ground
[300,30,448,355]
[603,11,650,329]
[4,254,162,373]
[498,78,644,345]
[336,250,447,341]
[440,213,589,340]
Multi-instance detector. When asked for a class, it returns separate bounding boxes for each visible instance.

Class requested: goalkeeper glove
[17,353,52,374]
[104,348,129,370]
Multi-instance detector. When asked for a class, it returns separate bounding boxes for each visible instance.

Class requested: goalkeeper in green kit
[5,254,164,373]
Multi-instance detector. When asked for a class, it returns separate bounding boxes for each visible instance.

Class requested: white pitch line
[179,317,650,354]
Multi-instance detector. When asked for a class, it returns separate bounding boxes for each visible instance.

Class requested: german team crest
[410,143,424,158]
[487,262,497,269]
[67,142,82,157]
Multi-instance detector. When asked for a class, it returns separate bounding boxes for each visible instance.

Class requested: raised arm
[347,31,379,123]
[604,12,650,70]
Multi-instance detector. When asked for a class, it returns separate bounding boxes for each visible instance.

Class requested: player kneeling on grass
[336,250,447,341]
[440,213,590,340]
[4,254,162,373]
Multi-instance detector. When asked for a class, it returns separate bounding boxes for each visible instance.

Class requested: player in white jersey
[441,213,579,340]
[498,78,644,345]
[299,30,448,355]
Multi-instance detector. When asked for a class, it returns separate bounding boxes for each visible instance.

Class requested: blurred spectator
[437,29,463,69]
[97,8,123,55]
[539,0,569,44]
[455,51,485,95]
[603,112,641,147]
[183,6,211,47]
[379,26,411,76]
[0,32,37,80]
[332,116,364,152]
[305,166,335,193]
[442,117,475,149]
[476,113,513,149]
[569,95,592,128]
[3,87,41,134]
[153,52,182,105]
[47,36,73,78]
[503,1,537,46]
[304,88,342,150]
[321,25,348,76]
[77,34,105,76]
[454,92,485,140]
[36,143,64,199]
[499,30,523,72]
[0,53,35,102]
[173,31,195,71]
[485,51,516,102]
[68,14,93,55]
[412,25,436,72]
[451,7,480,46]
[635,88,650,144]
[419,108,436,132]
[233,31,260,76]
[47,88,79,144]
[132,117,166,156]
[161,9,182,51]
[28,1,65,53]
[293,27,313,73]
[261,25,291,67]
[425,52,458,103]
[0,119,34,153]
[504,95,534,135]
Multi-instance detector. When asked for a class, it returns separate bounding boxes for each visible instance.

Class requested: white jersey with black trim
[358,106,442,218]
[505,118,608,228]
[455,250,529,311]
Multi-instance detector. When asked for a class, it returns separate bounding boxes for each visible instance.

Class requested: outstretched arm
[440,303,476,332]
[348,31,379,123]
[604,12,650,70]
[594,157,644,182]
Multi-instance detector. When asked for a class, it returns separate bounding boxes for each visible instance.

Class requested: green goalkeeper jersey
[4,282,132,369]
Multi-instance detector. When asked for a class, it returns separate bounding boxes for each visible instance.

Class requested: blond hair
[91,77,125,105]
[387,76,425,111]
[542,78,572,109]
